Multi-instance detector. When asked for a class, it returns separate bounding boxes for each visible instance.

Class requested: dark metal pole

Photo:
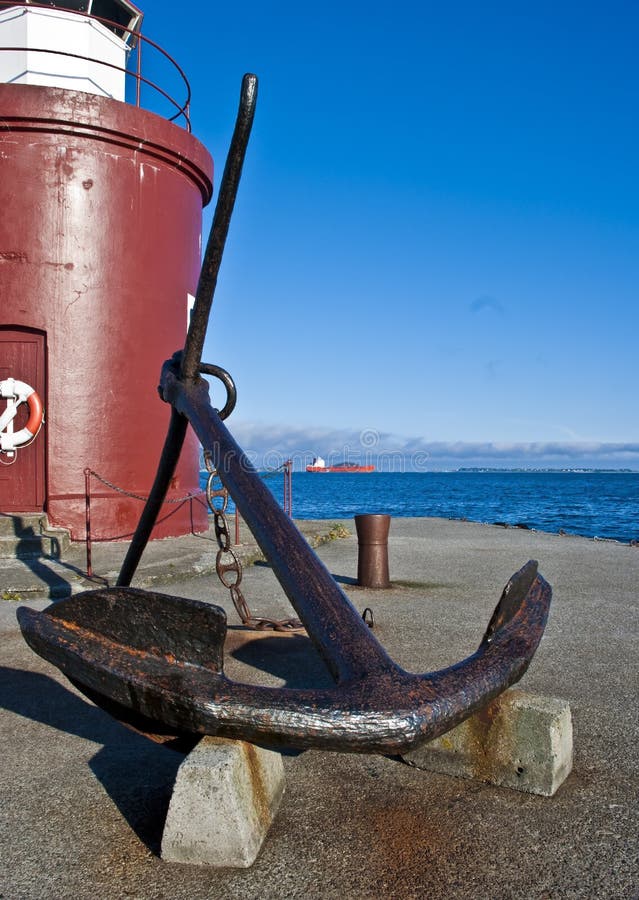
[84,467,92,578]
[181,73,258,383]
[117,410,187,585]
[117,74,258,587]
[283,460,289,515]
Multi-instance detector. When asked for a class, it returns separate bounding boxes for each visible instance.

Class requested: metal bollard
[354,514,391,588]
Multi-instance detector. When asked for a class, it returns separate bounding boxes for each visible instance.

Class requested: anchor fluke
[17,560,550,755]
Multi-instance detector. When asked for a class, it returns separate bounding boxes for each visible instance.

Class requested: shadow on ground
[0,634,336,855]
[228,631,335,690]
[0,666,182,855]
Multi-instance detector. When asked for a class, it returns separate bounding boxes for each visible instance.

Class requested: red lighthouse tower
[0,0,213,541]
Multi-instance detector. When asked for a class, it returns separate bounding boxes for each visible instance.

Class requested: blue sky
[141,1,638,469]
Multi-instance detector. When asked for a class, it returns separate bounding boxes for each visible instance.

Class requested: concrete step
[0,514,71,558]
[0,512,50,537]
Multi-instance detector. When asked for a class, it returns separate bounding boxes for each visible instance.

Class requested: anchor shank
[164,372,399,684]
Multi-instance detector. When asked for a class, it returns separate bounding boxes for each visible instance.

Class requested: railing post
[282,460,292,517]
[84,467,93,577]
[135,36,142,107]
[283,461,288,516]
[235,506,240,545]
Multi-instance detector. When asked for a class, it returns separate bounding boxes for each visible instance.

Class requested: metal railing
[83,464,293,577]
[0,1,192,129]
[83,467,207,575]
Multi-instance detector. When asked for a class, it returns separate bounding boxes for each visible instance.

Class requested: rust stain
[369,802,450,873]
[0,250,27,262]
[43,261,75,271]
[242,742,272,830]
[51,618,186,667]
[465,694,509,782]
[55,150,76,180]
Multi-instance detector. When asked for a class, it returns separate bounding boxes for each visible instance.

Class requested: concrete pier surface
[1,517,637,898]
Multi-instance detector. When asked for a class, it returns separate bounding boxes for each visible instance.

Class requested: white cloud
[225,421,639,471]
[470,294,505,316]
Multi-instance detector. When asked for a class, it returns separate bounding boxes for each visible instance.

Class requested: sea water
[200,470,639,544]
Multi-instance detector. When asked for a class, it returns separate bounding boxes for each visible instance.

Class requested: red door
[0,328,46,512]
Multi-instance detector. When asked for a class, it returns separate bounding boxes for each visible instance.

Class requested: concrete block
[403,689,572,796]
[161,736,285,868]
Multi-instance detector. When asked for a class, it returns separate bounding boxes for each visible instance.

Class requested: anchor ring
[199,363,236,420]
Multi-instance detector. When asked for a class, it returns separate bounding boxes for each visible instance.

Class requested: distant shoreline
[453,467,637,474]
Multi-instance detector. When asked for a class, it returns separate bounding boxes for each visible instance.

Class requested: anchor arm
[18,562,550,753]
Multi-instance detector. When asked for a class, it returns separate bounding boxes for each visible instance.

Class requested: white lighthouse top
[0,0,144,101]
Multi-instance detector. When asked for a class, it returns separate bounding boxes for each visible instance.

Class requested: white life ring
[0,378,44,451]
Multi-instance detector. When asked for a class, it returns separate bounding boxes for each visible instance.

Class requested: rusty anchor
[18,74,552,756]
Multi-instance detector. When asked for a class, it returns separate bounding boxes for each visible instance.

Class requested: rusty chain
[88,469,204,504]
[203,451,303,632]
